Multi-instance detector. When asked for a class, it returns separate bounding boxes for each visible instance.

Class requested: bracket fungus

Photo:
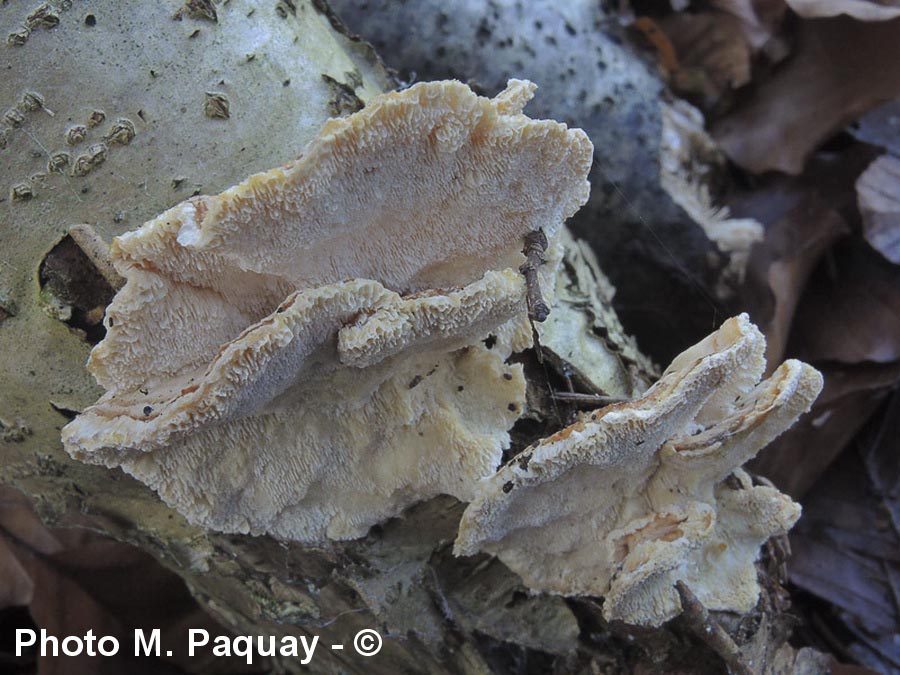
[61,80,593,542]
[455,314,823,626]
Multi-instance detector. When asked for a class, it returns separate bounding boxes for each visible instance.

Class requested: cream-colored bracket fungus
[455,314,823,627]
[61,80,593,542]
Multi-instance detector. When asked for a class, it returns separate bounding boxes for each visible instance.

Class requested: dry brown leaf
[0,537,33,610]
[0,487,62,613]
[791,532,896,632]
[862,392,900,532]
[725,142,881,226]
[787,0,900,20]
[850,98,900,156]
[856,153,900,264]
[24,543,177,675]
[711,0,789,51]
[789,241,900,364]
[743,201,850,370]
[789,402,900,672]
[22,539,263,675]
[712,17,900,174]
[751,234,899,499]
[0,487,266,674]
[660,12,753,109]
[830,665,884,675]
[750,361,900,496]
[0,487,63,556]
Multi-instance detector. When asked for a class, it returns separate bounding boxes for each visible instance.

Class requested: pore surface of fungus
[455,314,823,626]
[62,79,593,542]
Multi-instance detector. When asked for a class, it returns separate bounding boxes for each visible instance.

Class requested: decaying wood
[675,581,754,675]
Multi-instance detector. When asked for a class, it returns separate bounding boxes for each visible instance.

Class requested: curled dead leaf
[790,241,900,365]
[711,0,789,51]
[0,486,266,674]
[743,201,850,370]
[712,17,900,174]
[659,12,752,110]
[789,399,900,672]
[751,361,900,496]
[786,0,900,20]
[850,97,900,156]
[856,153,900,264]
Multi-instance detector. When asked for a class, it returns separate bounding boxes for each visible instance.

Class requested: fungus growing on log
[455,314,823,626]
[61,80,593,542]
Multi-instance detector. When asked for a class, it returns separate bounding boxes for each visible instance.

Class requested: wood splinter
[520,229,550,322]
[551,391,628,407]
[675,581,754,675]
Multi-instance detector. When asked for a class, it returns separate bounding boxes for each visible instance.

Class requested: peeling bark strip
[520,228,551,322]
[203,92,230,119]
[173,0,218,22]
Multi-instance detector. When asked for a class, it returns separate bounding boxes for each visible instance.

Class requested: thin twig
[675,581,754,675]
[550,391,628,407]
[520,229,550,322]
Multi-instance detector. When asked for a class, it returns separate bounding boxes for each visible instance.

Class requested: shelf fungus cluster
[61,76,818,628]
[61,79,593,542]
[455,314,823,626]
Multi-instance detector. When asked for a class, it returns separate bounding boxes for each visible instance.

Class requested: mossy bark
[1,3,809,673]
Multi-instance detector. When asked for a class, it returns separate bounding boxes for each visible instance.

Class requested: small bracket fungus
[454,314,823,627]
[62,80,593,543]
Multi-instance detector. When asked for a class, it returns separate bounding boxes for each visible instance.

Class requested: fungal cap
[454,314,822,626]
